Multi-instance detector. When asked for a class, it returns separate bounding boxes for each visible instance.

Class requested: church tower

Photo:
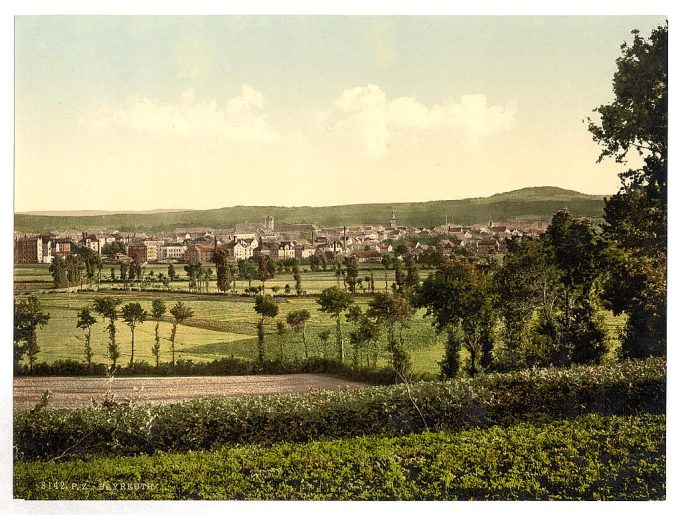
[389,210,397,229]
[265,215,275,232]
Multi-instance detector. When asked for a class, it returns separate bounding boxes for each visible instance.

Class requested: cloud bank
[82,84,279,144]
[327,84,516,157]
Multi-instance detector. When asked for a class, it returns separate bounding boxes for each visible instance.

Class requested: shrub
[14,414,666,500]
[13,358,665,461]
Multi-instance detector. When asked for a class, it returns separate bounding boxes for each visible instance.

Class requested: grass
[17,288,443,372]
[13,413,665,500]
[14,265,626,375]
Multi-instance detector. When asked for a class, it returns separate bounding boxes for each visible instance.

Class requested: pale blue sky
[15,15,667,211]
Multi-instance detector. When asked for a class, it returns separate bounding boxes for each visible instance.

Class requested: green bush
[14,414,665,500]
[13,358,665,461]
[15,357,407,385]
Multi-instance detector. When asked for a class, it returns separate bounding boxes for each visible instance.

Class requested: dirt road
[13,374,367,410]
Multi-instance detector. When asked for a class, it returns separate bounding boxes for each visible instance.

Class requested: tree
[169,302,194,367]
[493,236,556,368]
[93,297,122,369]
[150,298,167,367]
[540,210,607,366]
[214,249,232,293]
[414,259,495,377]
[393,258,404,291]
[366,293,414,378]
[404,256,420,291]
[588,24,667,358]
[76,307,97,374]
[256,256,275,292]
[14,295,50,372]
[120,263,129,290]
[287,309,311,359]
[184,262,202,293]
[102,241,126,256]
[49,256,68,288]
[254,295,279,363]
[121,302,148,367]
[238,258,258,289]
[276,320,287,358]
[167,263,177,281]
[292,259,303,296]
[588,24,667,257]
[317,287,354,362]
[344,256,359,293]
[318,329,331,358]
[381,254,393,291]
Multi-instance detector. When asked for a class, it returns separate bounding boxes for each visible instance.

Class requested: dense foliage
[14,414,665,500]
[14,358,665,461]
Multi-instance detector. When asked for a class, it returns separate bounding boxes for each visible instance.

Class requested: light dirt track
[13,374,367,410]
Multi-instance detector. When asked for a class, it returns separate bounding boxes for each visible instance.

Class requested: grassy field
[15,263,626,375]
[14,186,605,233]
[14,413,665,500]
[15,287,444,374]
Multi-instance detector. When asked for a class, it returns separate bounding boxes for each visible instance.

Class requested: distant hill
[18,208,192,217]
[13,186,607,234]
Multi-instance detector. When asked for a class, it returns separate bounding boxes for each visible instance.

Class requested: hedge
[17,357,410,385]
[14,358,665,461]
[14,414,666,500]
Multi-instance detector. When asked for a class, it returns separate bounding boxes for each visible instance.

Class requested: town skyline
[14,15,666,213]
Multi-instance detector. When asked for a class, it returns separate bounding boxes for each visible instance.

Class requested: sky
[14,15,667,212]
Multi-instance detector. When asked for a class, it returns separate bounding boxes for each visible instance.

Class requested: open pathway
[13,374,367,409]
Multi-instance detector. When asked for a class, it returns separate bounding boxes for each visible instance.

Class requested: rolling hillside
[14,187,607,233]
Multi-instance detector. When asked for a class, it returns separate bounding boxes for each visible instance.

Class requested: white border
[2,2,677,515]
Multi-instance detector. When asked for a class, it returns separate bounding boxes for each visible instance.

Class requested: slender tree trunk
[302,323,308,360]
[129,326,135,367]
[257,318,265,363]
[154,321,160,367]
[384,268,388,292]
[336,317,344,362]
[170,323,178,367]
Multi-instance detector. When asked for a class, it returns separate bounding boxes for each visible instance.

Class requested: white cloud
[327,84,516,157]
[82,85,279,144]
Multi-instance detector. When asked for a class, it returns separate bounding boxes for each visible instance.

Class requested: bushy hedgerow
[15,357,406,385]
[14,414,665,500]
[13,358,665,461]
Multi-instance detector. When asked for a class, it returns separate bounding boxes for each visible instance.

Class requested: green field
[16,287,443,374]
[14,413,665,500]
[14,186,605,233]
[15,263,625,375]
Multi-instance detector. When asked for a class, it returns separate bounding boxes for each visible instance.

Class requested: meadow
[15,264,443,374]
[15,263,626,375]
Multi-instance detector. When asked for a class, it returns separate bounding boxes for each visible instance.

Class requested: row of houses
[14,214,550,265]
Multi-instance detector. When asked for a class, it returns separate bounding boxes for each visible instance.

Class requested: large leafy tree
[366,292,414,378]
[121,302,148,367]
[214,249,232,293]
[587,24,667,357]
[49,256,68,288]
[14,295,50,373]
[414,258,494,377]
[254,295,279,363]
[317,286,354,362]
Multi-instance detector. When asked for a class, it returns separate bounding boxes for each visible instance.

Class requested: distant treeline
[14,187,606,233]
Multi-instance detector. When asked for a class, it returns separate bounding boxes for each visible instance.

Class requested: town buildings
[14,212,553,266]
